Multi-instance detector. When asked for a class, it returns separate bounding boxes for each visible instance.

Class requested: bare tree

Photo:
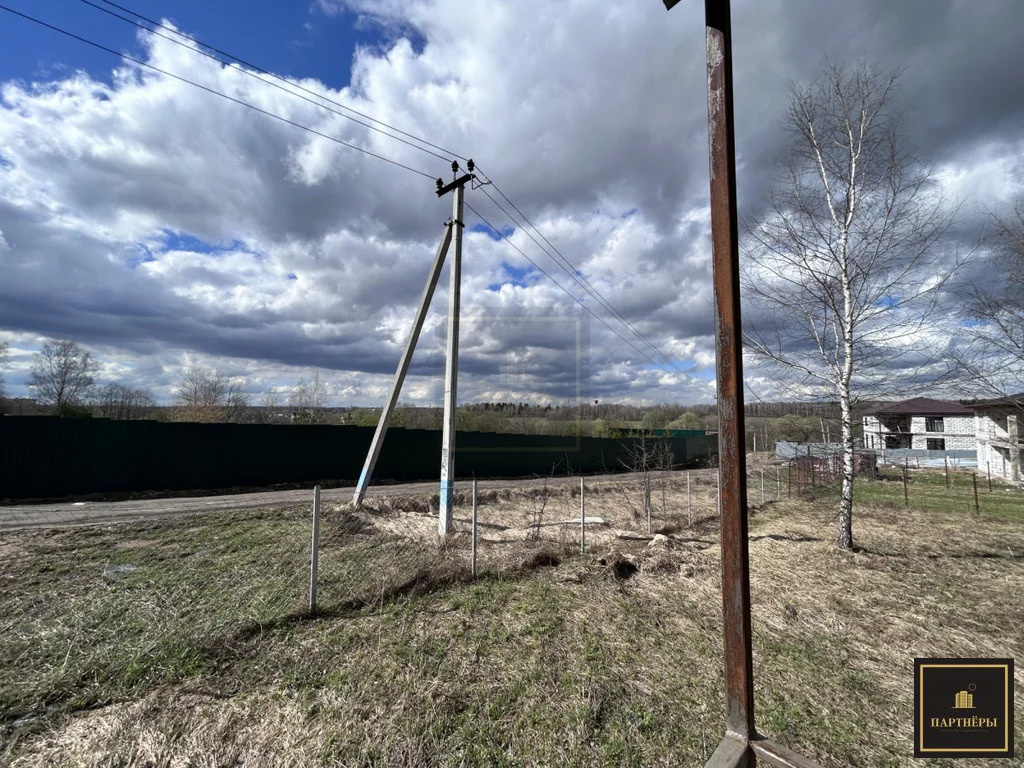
[617,434,675,532]
[0,340,9,402]
[223,379,251,423]
[742,62,964,550]
[947,199,1024,404]
[175,365,248,423]
[258,387,283,423]
[96,382,156,420]
[28,339,97,411]
[290,371,329,424]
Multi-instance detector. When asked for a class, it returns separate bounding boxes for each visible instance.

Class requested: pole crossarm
[436,172,474,197]
[352,221,453,507]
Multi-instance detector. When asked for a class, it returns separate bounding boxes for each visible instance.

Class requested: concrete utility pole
[438,159,473,536]
[439,161,469,534]
[353,160,475,530]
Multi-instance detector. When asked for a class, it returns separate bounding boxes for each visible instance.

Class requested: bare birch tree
[947,199,1024,404]
[743,62,964,550]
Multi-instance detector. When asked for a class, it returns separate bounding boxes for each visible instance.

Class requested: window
[926,438,946,451]
[925,417,944,433]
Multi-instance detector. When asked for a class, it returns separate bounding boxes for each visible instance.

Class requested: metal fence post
[972,473,980,514]
[759,469,765,505]
[902,466,909,508]
[987,461,992,492]
[471,478,478,578]
[309,484,321,614]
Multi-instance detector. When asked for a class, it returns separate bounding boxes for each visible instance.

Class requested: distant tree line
[0,338,940,448]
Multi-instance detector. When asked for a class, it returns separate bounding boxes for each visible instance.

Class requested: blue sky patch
[487,262,538,291]
[0,1,388,93]
[125,246,157,270]
[160,230,245,256]
[471,222,514,242]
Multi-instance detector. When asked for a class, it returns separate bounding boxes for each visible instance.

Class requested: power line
[476,170,686,372]
[84,0,469,163]
[475,182,686,373]
[0,4,438,180]
[465,201,678,375]
[84,0,681,372]
[79,0,682,372]
[9,3,685,376]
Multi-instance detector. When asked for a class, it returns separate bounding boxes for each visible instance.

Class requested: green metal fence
[0,417,717,499]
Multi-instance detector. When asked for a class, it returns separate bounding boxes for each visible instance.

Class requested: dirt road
[0,470,716,530]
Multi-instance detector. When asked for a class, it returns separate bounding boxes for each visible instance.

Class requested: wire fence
[0,465,796,753]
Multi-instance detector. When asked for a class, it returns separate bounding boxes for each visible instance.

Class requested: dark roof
[970,393,1024,409]
[869,397,972,416]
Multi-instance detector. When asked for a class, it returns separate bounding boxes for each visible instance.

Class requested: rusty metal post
[702,0,755,753]
[662,3,822,766]
[903,465,909,507]
[972,472,980,514]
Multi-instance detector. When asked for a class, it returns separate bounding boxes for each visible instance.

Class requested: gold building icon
[953,690,975,709]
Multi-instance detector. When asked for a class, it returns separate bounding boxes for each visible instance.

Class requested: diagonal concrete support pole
[353,222,453,507]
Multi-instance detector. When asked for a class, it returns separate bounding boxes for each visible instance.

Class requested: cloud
[1,0,1022,406]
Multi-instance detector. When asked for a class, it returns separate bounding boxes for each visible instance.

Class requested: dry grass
[1,472,1021,766]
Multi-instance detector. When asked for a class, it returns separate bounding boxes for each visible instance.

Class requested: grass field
[854,466,1023,520]
[1,471,1021,766]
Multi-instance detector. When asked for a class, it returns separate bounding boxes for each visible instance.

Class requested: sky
[0,0,1022,408]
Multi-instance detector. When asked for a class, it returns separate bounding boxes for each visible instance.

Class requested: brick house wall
[862,414,975,451]
[975,408,1022,482]
[908,415,975,450]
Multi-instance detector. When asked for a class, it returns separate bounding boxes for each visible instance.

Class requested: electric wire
[465,202,678,375]
[475,169,684,374]
[77,0,453,164]
[86,0,469,163]
[8,3,685,376]
[476,183,687,373]
[0,5,438,180]
[83,0,683,373]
